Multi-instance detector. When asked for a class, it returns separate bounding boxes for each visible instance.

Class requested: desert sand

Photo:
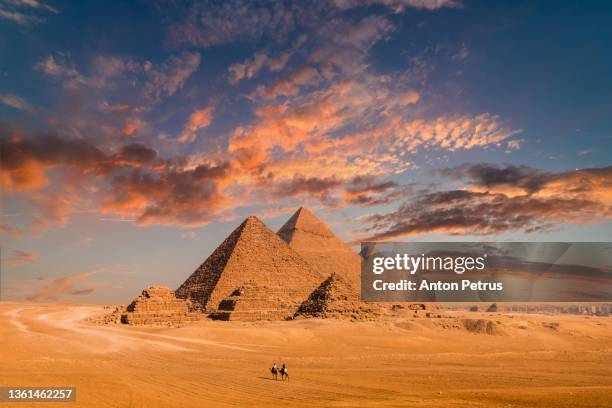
[1,302,611,407]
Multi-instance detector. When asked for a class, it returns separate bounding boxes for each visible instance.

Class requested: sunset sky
[1,0,611,303]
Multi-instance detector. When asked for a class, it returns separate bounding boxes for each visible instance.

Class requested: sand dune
[1,302,611,407]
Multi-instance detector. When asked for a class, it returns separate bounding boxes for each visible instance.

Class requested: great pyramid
[277,207,361,288]
[175,216,325,320]
[294,273,382,320]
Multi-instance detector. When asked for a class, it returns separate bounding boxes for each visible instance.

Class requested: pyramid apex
[278,206,334,238]
[244,215,262,223]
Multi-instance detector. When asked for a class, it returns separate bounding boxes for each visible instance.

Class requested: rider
[272,362,278,371]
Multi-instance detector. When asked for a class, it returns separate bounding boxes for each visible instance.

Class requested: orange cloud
[179,107,214,143]
[27,270,97,302]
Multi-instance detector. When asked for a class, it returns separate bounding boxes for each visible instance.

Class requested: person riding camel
[271,362,279,380]
[280,363,289,381]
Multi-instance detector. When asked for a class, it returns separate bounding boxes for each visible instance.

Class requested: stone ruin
[294,273,383,320]
[120,286,200,326]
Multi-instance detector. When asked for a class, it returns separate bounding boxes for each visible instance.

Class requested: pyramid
[209,282,309,321]
[175,216,325,319]
[121,286,200,326]
[294,273,382,320]
[277,207,361,287]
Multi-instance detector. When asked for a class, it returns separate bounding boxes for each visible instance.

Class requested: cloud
[271,175,343,199]
[6,0,58,13]
[35,52,200,103]
[178,107,214,143]
[229,51,291,84]
[27,270,97,302]
[0,0,57,25]
[0,223,25,237]
[0,125,236,227]
[254,65,323,99]
[143,51,201,102]
[168,0,310,48]
[34,55,87,88]
[0,132,108,192]
[333,0,462,12]
[344,177,406,206]
[100,165,229,227]
[4,250,37,268]
[505,139,521,152]
[0,94,34,112]
[3,3,529,231]
[359,165,612,240]
[169,0,457,49]
[180,231,197,240]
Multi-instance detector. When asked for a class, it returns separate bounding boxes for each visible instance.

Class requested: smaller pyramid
[278,207,361,287]
[121,286,199,326]
[210,282,308,321]
[294,273,382,320]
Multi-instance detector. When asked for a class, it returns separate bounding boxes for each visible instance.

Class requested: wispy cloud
[0,0,58,25]
[0,93,34,112]
[4,250,37,267]
[27,270,98,302]
[180,231,197,240]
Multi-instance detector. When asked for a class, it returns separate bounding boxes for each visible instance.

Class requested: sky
[1,0,611,304]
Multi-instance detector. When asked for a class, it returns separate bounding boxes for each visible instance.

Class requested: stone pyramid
[210,282,310,321]
[278,207,361,287]
[121,286,200,326]
[175,216,325,319]
[294,273,382,320]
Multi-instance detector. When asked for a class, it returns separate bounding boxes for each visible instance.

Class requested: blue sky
[1,0,611,303]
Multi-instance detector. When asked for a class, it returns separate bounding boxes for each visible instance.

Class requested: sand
[1,302,611,407]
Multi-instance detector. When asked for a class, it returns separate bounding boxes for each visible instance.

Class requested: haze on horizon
[1,0,611,304]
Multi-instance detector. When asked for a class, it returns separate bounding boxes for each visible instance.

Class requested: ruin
[176,216,325,320]
[278,207,362,288]
[121,286,200,326]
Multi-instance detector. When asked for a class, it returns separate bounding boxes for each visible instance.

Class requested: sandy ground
[1,302,611,407]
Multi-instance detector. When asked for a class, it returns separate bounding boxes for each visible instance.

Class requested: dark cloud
[438,163,612,195]
[118,143,158,164]
[271,175,343,198]
[102,167,227,226]
[1,129,232,227]
[344,177,405,206]
[193,162,231,180]
[360,164,612,240]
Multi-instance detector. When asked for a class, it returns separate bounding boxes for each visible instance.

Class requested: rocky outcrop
[461,319,504,335]
[121,286,200,326]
